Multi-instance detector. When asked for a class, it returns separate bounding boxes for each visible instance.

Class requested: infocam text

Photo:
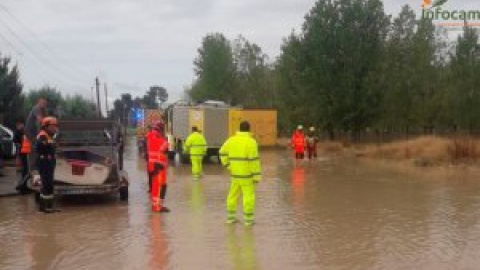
[423,7,480,20]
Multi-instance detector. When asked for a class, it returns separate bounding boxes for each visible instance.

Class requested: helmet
[41,117,58,127]
[152,120,164,131]
[309,127,315,132]
[297,125,303,130]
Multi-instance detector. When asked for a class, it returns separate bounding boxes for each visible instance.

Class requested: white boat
[55,150,113,186]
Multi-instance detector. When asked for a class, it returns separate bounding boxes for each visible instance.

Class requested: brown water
[2,140,480,270]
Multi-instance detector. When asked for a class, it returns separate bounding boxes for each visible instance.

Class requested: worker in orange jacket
[36,117,59,213]
[14,119,32,193]
[145,126,154,192]
[147,121,170,213]
[306,127,319,160]
[291,125,306,160]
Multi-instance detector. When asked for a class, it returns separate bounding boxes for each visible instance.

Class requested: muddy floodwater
[2,139,480,270]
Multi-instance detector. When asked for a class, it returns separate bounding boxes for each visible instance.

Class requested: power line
[0,3,90,80]
[0,31,23,56]
[0,25,93,93]
[0,3,95,96]
[0,15,89,85]
[0,32,57,85]
[0,31,90,91]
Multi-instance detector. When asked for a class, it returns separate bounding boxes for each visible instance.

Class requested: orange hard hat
[41,116,58,127]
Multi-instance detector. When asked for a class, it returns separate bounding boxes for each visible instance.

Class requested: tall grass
[447,136,478,164]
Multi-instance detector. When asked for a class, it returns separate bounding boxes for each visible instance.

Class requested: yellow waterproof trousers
[226,179,255,222]
[191,157,203,178]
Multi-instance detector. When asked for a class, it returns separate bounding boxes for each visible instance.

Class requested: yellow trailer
[228,109,277,146]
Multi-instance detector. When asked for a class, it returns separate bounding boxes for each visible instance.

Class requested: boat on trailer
[30,119,129,200]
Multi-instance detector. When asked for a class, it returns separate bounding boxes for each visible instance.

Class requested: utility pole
[95,77,101,117]
[104,83,109,115]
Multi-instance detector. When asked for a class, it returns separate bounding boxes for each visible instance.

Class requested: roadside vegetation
[187,1,480,144]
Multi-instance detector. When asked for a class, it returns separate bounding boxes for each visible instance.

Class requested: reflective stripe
[20,135,32,154]
[252,172,261,176]
[231,174,253,179]
[219,153,227,156]
[228,157,260,161]
[227,211,236,219]
[149,152,167,157]
[190,145,207,147]
[229,157,248,161]
[40,194,54,200]
[189,154,204,157]
[148,153,167,160]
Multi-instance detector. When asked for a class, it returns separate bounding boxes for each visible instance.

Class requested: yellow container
[228,109,277,146]
[228,109,243,136]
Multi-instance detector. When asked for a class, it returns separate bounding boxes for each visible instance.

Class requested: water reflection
[149,215,169,270]
[227,227,259,270]
[291,166,305,208]
[29,219,61,270]
[189,181,205,236]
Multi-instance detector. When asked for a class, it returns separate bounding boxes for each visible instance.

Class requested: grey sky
[0,0,478,111]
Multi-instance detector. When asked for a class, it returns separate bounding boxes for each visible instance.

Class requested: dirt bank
[278,136,480,167]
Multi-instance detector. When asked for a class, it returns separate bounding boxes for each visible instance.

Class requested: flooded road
[2,139,480,269]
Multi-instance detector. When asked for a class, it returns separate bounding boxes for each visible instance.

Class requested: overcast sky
[0,0,478,111]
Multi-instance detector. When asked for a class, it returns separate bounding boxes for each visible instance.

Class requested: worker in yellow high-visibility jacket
[220,121,261,226]
[183,126,207,179]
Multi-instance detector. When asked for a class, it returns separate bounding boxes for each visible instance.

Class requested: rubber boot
[37,197,46,213]
[244,220,255,227]
[226,212,237,224]
[159,185,170,212]
[160,200,170,213]
[244,213,255,226]
[43,199,55,214]
[43,199,57,214]
[16,175,32,195]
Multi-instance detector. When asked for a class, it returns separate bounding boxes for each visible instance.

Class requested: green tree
[121,94,133,110]
[61,95,97,119]
[298,0,389,140]
[232,36,273,107]
[449,25,480,132]
[374,5,417,133]
[0,54,23,128]
[276,33,310,133]
[25,86,63,117]
[191,33,236,103]
[142,86,168,109]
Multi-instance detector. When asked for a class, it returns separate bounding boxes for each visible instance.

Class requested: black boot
[37,197,46,213]
[160,206,170,213]
[43,199,57,214]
